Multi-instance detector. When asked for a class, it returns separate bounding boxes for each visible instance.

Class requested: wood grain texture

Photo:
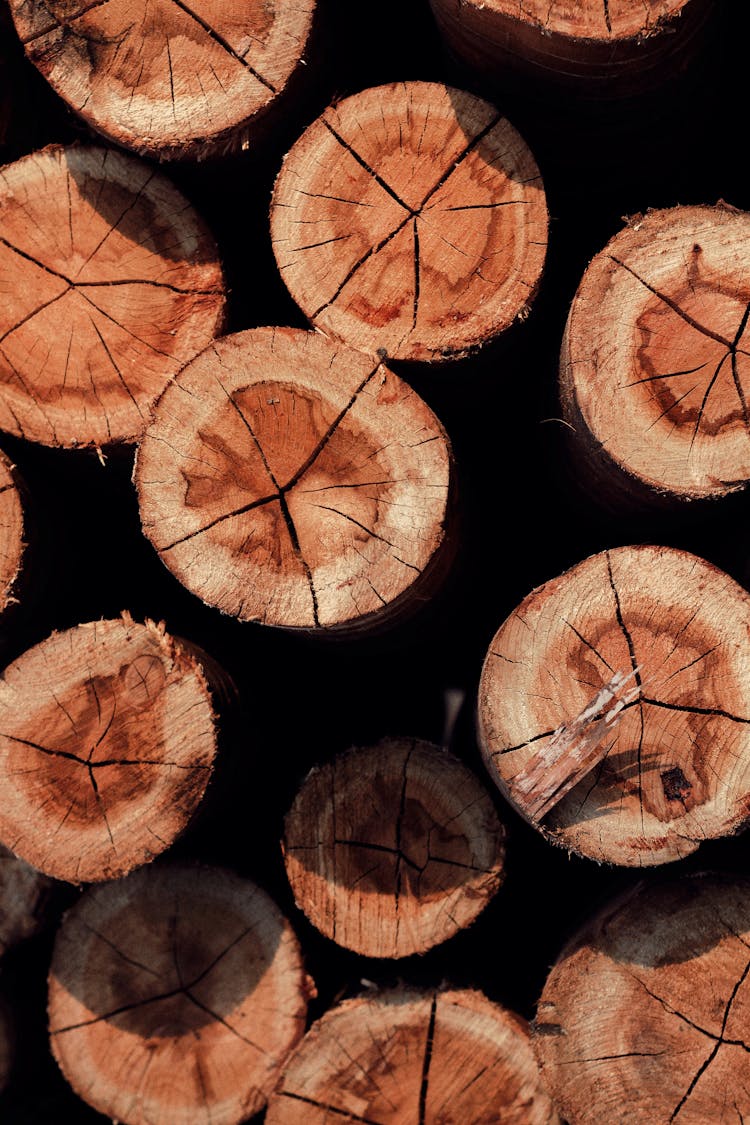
[266,987,559,1124]
[136,327,454,632]
[0,616,220,883]
[0,842,53,954]
[0,449,24,618]
[561,205,750,504]
[49,863,311,1125]
[534,874,750,1123]
[478,545,750,866]
[8,0,315,158]
[0,144,225,448]
[271,82,547,363]
[283,738,506,958]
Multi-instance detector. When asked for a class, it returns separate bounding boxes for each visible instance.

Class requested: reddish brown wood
[0,449,24,619]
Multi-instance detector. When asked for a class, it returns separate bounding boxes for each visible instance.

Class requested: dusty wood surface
[0,616,220,883]
[8,0,315,159]
[0,449,24,618]
[478,545,750,866]
[136,327,453,632]
[283,737,505,957]
[561,204,750,505]
[0,843,52,954]
[0,144,225,449]
[534,873,750,1123]
[48,863,310,1125]
[267,986,558,1124]
[271,81,547,363]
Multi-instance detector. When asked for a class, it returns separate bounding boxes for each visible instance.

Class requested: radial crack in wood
[478,545,750,866]
[271,82,547,363]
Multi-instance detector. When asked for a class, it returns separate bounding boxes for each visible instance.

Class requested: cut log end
[534,874,750,1124]
[136,327,454,633]
[0,145,225,449]
[48,863,311,1125]
[271,82,547,363]
[0,843,53,955]
[478,545,750,866]
[0,450,24,618]
[9,0,315,159]
[0,616,221,883]
[283,738,506,958]
[267,987,559,1124]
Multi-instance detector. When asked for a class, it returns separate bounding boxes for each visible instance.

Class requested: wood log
[534,873,750,1123]
[270,81,547,363]
[477,545,750,866]
[282,737,506,958]
[0,449,25,619]
[0,843,53,955]
[266,986,559,1124]
[0,144,225,450]
[560,204,750,507]
[8,0,316,159]
[48,862,311,1125]
[0,615,222,883]
[136,327,455,633]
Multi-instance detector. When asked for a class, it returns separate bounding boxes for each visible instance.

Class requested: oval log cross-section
[561,205,750,504]
[266,987,558,1124]
[478,545,750,866]
[283,738,506,958]
[0,449,24,619]
[136,328,453,632]
[0,617,221,883]
[0,145,225,449]
[271,82,547,363]
[9,0,316,159]
[49,863,311,1125]
[534,874,750,1123]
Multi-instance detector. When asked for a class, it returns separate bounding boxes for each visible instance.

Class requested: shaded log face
[0,145,224,448]
[0,618,219,883]
[9,0,314,157]
[478,546,750,866]
[0,451,23,616]
[0,843,52,954]
[535,875,750,1124]
[137,328,452,631]
[562,206,750,500]
[271,82,547,363]
[266,987,558,1124]
[283,738,506,958]
[49,864,309,1125]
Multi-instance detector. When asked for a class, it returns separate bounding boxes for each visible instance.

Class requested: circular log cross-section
[534,874,750,1123]
[0,145,225,449]
[282,738,506,957]
[271,82,547,363]
[0,843,53,955]
[0,450,24,618]
[478,545,750,867]
[49,864,310,1125]
[267,987,558,1124]
[0,617,220,883]
[136,328,453,632]
[562,205,750,504]
[9,0,315,159]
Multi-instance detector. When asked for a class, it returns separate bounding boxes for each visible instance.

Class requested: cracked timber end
[266,987,559,1124]
[0,449,25,620]
[0,145,225,449]
[533,873,750,1124]
[8,0,315,160]
[282,738,506,958]
[48,863,311,1125]
[136,327,455,634]
[561,205,750,507]
[477,544,750,867]
[270,82,547,364]
[0,617,225,883]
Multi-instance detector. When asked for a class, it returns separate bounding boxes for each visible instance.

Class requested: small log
[0,144,225,450]
[534,873,750,1123]
[48,862,311,1125]
[478,545,750,866]
[136,327,454,633]
[0,843,53,955]
[561,204,750,506]
[266,987,559,1124]
[282,737,505,958]
[271,81,547,363]
[0,615,222,883]
[0,449,24,619]
[8,0,316,159]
